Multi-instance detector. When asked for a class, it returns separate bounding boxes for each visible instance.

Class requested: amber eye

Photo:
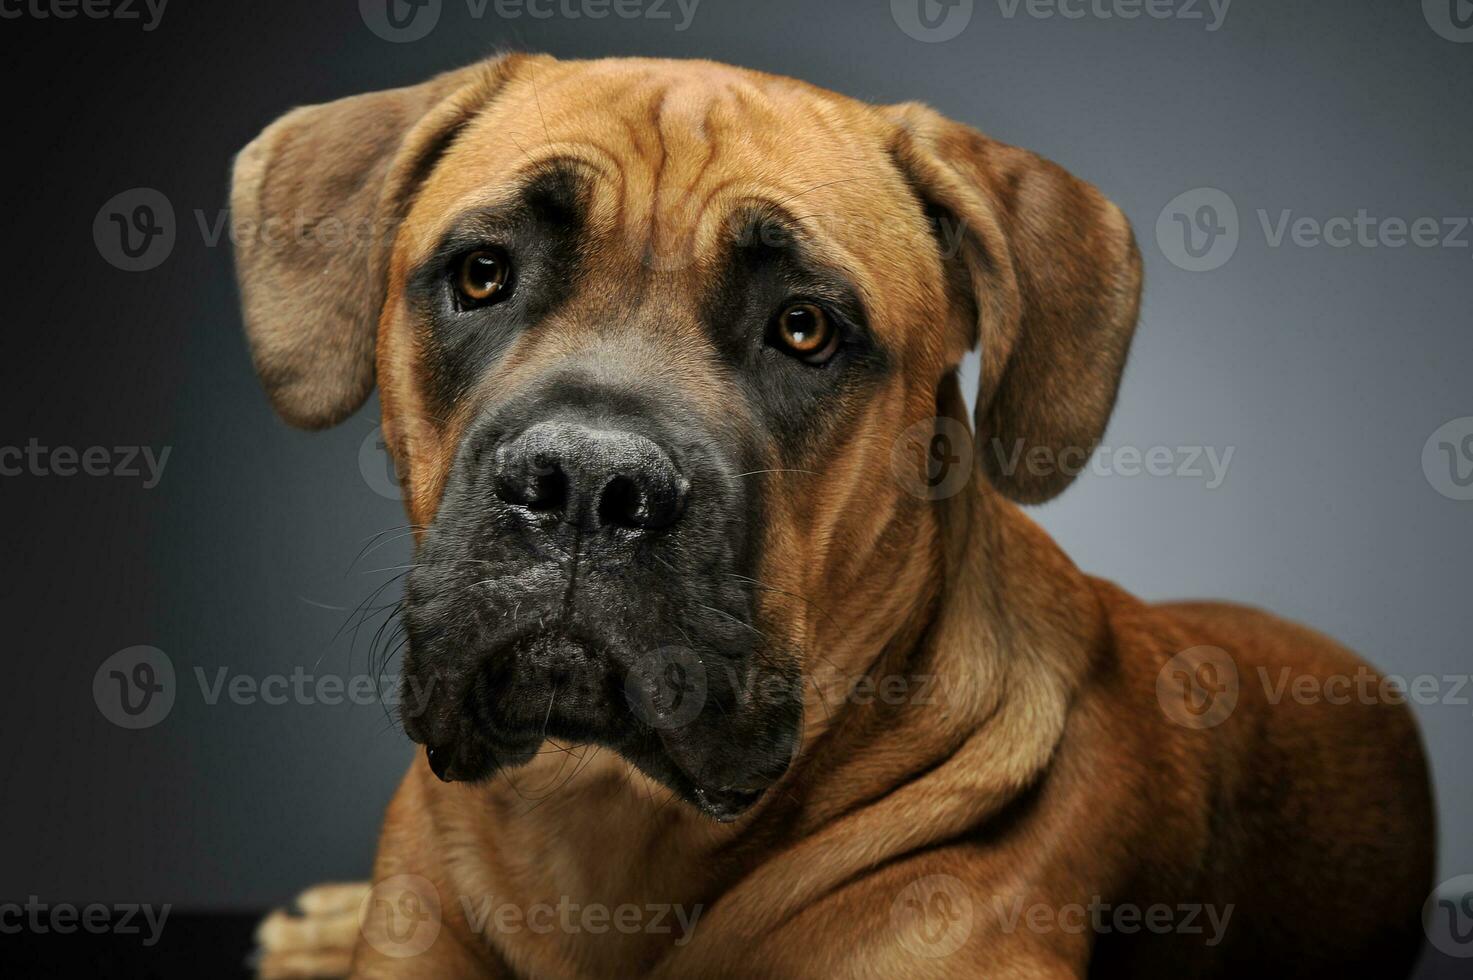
[769,302,839,365]
[455,248,511,306]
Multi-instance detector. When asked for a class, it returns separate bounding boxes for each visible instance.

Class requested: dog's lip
[424,732,544,784]
[688,784,768,822]
[406,625,788,815]
[654,734,786,822]
[425,744,455,782]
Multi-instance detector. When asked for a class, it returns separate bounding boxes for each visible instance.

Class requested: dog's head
[232,55,1140,820]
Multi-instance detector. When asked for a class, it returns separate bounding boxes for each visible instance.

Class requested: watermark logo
[486,0,701,29]
[0,440,171,487]
[360,417,440,500]
[892,0,974,42]
[361,0,699,40]
[93,646,175,729]
[361,875,442,959]
[624,646,708,730]
[1156,645,1238,729]
[892,417,975,500]
[1257,667,1472,713]
[194,666,436,711]
[995,0,1230,31]
[461,895,702,944]
[1424,875,1473,958]
[360,0,441,41]
[891,424,1235,499]
[1157,188,1239,272]
[1257,209,1473,254]
[0,0,168,30]
[897,0,1230,38]
[1423,418,1473,502]
[992,895,1233,946]
[984,438,1234,490]
[94,188,174,272]
[890,874,974,958]
[1424,0,1473,42]
[361,424,408,501]
[1160,191,1473,271]
[0,899,171,946]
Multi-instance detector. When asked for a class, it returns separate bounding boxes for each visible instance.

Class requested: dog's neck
[460,470,1105,938]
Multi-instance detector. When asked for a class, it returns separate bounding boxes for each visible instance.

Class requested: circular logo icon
[1424,875,1473,958]
[360,424,406,500]
[359,874,441,959]
[624,646,708,731]
[93,188,175,272]
[890,874,974,959]
[93,646,176,729]
[1155,188,1239,272]
[1156,645,1239,730]
[359,0,441,42]
[1424,0,1473,42]
[891,417,974,500]
[1422,417,1473,501]
[360,416,436,500]
[891,0,974,42]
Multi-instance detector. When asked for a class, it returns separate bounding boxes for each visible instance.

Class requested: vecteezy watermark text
[360,0,700,43]
[0,0,167,30]
[993,895,1234,946]
[1158,187,1473,272]
[194,666,436,710]
[93,646,441,730]
[1,439,170,488]
[461,896,702,945]
[994,0,1230,31]
[1259,666,1473,712]
[985,439,1234,489]
[1157,645,1473,730]
[892,0,1230,42]
[0,898,171,947]
[890,423,1237,500]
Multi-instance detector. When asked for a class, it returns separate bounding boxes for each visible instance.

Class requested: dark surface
[1,916,1471,979]
[0,913,256,979]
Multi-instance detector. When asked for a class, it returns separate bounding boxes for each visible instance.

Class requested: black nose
[492,421,688,532]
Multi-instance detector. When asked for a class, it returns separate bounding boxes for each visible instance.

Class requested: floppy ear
[230,56,525,429]
[886,102,1143,504]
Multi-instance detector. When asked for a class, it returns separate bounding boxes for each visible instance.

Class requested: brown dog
[236,55,1435,978]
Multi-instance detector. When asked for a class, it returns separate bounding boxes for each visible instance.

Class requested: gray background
[1,0,1469,954]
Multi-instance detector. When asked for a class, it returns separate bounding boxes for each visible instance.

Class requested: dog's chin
[403,631,791,823]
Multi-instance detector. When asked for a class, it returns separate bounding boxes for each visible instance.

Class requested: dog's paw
[254,882,370,979]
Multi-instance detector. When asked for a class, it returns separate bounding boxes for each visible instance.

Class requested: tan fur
[238,56,1435,979]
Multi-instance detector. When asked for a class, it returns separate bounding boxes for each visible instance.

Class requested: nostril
[524,457,567,511]
[598,473,686,531]
[495,451,568,512]
[598,475,647,529]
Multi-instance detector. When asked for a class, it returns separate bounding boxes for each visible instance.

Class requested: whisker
[732,468,818,479]
[349,526,426,571]
[694,601,766,639]
[772,175,875,210]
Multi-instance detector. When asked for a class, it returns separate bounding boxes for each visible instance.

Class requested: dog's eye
[454,248,511,307]
[768,302,839,365]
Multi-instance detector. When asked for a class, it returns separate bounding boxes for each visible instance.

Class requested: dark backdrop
[2,0,1470,974]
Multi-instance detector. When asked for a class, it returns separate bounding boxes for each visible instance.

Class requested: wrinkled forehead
[400,59,939,333]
